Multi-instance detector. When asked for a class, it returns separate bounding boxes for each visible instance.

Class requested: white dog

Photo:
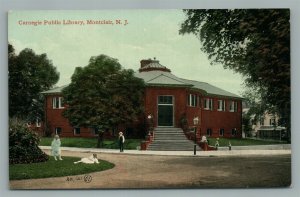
[74,154,99,164]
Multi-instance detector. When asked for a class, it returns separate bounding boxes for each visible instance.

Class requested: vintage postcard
[8,9,291,189]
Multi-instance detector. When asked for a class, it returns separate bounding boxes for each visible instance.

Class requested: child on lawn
[74,154,99,164]
[51,134,63,161]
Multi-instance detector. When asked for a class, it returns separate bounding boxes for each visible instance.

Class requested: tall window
[55,127,62,135]
[198,96,201,107]
[229,101,238,112]
[231,128,237,136]
[206,128,212,136]
[260,117,265,126]
[270,118,276,126]
[218,100,226,111]
[74,127,80,135]
[204,98,213,110]
[52,97,64,109]
[219,128,224,136]
[91,127,100,135]
[187,94,197,107]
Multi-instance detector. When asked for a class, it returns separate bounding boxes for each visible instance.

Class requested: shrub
[9,118,49,164]
[44,121,52,137]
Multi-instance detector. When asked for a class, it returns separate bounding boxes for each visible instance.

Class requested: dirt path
[10,150,291,189]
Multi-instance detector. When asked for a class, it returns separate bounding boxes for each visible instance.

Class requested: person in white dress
[201,135,208,143]
[74,154,99,164]
[51,134,63,161]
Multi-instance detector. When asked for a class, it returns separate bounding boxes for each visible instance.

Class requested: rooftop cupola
[139,58,171,73]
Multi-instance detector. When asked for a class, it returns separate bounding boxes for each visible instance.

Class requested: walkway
[39,144,291,157]
[10,148,291,189]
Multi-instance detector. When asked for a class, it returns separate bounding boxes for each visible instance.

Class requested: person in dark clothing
[119,132,125,152]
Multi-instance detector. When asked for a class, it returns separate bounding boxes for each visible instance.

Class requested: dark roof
[135,70,242,98]
[41,85,68,94]
[135,70,189,87]
[180,78,241,98]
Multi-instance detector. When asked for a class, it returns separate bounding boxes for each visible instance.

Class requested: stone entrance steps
[147,127,201,151]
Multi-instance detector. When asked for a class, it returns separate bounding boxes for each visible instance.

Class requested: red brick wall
[144,87,188,128]
[45,94,97,138]
[44,88,242,139]
[144,87,242,138]
[185,90,202,137]
[200,97,242,138]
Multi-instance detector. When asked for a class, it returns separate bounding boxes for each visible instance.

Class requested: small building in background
[255,112,286,141]
[243,108,286,140]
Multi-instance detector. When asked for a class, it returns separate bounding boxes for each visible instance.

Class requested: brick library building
[40,59,243,150]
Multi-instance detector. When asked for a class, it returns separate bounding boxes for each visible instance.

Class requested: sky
[8,10,244,96]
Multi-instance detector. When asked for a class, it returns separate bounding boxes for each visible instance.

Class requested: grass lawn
[40,137,142,150]
[9,156,115,180]
[207,137,287,147]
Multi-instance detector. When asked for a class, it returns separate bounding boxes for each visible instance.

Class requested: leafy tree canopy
[62,54,145,130]
[9,44,60,121]
[180,9,290,134]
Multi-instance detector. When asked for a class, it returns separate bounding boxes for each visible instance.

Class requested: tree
[9,44,60,122]
[242,84,278,123]
[179,9,290,140]
[242,112,252,137]
[62,54,145,146]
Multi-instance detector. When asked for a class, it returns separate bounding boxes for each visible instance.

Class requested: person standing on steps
[119,132,125,152]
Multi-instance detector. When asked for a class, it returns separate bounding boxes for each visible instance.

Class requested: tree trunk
[97,131,104,148]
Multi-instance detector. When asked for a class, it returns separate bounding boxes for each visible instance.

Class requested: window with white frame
[52,97,64,109]
[55,127,62,135]
[187,94,197,107]
[269,118,276,126]
[231,128,237,136]
[260,117,265,126]
[198,96,201,107]
[204,98,213,110]
[74,127,80,135]
[229,101,238,112]
[206,128,212,136]
[217,100,226,111]
[219,128,224,136]
[91,127,100,135]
